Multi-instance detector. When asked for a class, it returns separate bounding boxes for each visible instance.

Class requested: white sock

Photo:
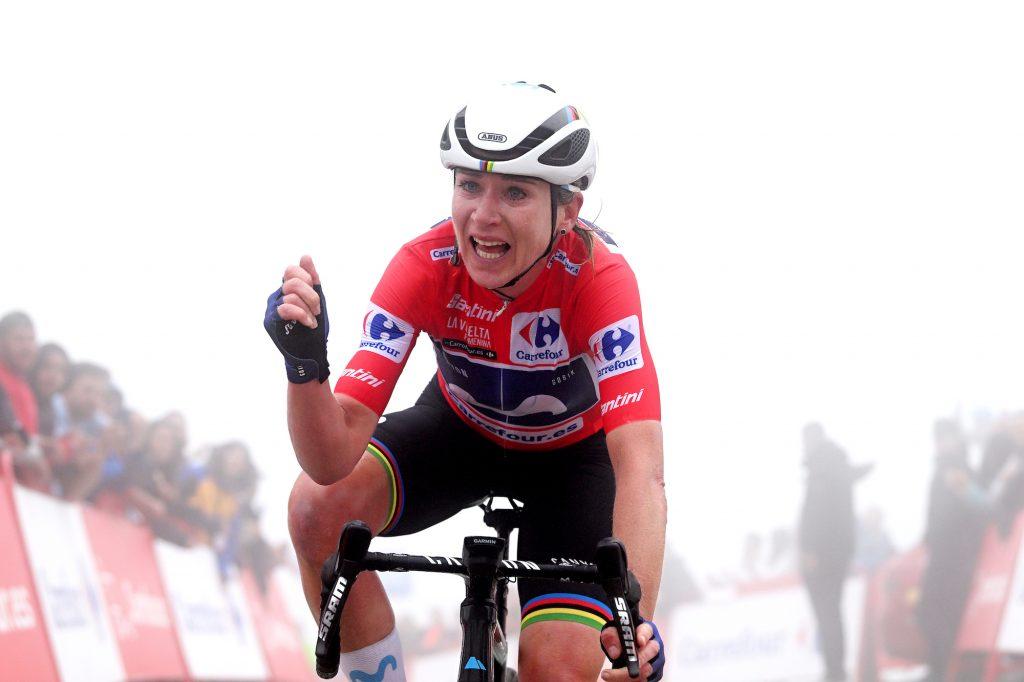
[340,626,407,682]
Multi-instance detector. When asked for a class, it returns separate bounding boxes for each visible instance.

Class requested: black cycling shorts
[365,376,616,633]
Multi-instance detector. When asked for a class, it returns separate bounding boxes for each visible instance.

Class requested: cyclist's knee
[287,472,368,562]
[517,623,604,682]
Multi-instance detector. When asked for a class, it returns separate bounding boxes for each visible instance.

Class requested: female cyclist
[266,82,667,682]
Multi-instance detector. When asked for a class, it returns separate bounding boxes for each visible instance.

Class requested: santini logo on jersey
[510,309,567,365]
[589,315,643,380]
[338,367,385,388]
[601,389,645,415]
[447,293,498,321]
[430,245,457,261]
[359,303,413,363]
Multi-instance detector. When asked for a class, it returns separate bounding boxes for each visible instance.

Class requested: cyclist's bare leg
[517,621,606,682]
[288,451,395,651]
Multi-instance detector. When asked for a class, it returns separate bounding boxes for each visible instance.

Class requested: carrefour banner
[0,472,59,682]
[81,506,187,680]
[669,577,864,682]
[13,487,125,682]
[155,540,268,681]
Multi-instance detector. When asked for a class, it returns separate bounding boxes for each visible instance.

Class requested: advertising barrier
[669,577,865,681]
[0,459,314,681]
[155,539,269,681]
[81,505,188,680]
[0,457,59,682]
[14,486,125,682]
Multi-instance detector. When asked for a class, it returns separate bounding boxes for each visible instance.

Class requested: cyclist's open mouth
[470,236,511,261]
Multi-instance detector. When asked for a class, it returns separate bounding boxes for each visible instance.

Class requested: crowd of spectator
[0,309,281,591]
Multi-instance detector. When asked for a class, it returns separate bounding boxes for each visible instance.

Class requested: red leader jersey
[334,219,660,451]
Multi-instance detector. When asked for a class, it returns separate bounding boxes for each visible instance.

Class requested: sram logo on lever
[319,576,349,641]
[614,596,639,664]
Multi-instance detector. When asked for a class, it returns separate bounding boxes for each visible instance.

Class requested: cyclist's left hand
[599,620,665,681]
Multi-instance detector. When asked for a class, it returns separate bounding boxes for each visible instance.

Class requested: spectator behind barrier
[25,342,71,493]
[89,408,146,515]
[0,311,39,436]
[0,311,49,490]
[121,416,198,545]
[29,343,70,438]
[180,440,259,546]
[51,362,112,500]
[1,385,27,459]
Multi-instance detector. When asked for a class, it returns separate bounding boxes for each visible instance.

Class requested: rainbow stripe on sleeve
[520,592,612,632]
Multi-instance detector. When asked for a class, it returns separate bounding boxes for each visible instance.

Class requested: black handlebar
[315,521,644,679]
[315,521,372,678]
[596,538,644,679]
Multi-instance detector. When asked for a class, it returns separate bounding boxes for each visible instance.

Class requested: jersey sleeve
[333,244,429,415]
[574,255,661,433]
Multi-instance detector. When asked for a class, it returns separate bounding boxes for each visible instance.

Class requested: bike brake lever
[315,521,373,679]
[595,538,643,679]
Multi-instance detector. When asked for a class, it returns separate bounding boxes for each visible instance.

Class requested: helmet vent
[538,129,590,167]
[440,123,451,151]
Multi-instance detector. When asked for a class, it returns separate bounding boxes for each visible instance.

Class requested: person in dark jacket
[799,422,871,682]
[917,418,1013,682]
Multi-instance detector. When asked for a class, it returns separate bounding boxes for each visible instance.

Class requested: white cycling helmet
[440,82,597,191]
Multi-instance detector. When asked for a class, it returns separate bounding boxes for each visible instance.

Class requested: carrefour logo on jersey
[430,245,457,261]
[589,315,644,380]
[359,303,413,363]
[510,309,568,366]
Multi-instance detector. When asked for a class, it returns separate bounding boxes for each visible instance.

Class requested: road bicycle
[314,497,645,681]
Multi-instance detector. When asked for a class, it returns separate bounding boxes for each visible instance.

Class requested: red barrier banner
[868,546,927,678]
[957,516,1024,652]
[0,459,59,682]
[81,506,188,681]
[241,570,316,682]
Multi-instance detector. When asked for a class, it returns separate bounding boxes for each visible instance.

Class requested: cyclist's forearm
[607,421,667,619]
[287,381,360,484]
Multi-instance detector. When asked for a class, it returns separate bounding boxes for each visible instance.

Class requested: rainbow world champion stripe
[521,592,613,632]
[367,439,404,535]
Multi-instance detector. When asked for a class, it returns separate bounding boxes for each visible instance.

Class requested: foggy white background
[2,0,1023,614]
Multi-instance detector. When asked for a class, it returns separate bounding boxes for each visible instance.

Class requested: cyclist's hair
[555,186,595,259]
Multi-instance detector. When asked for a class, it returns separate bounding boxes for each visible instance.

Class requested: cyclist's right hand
[600,620,664,681]
[264,255,331,384]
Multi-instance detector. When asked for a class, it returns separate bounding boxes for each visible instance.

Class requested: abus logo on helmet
[359,303,414,364]
[589,315,643,381]
[510,309,568,366]
[478,132,507,143]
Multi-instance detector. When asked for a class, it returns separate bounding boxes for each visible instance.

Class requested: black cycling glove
[264,284,330,384]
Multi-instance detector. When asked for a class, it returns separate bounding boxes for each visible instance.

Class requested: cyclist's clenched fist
[264,255,331,384]
[278,255,323,329]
